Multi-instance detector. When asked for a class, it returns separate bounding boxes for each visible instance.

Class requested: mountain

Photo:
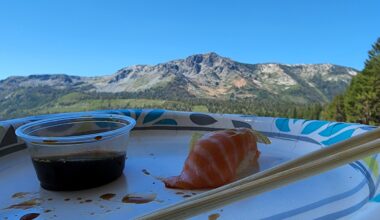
[0,52,358,119]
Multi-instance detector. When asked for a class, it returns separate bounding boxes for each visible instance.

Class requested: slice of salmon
[163,128,265,189]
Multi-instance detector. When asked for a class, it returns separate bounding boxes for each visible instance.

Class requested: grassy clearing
[191,105,209,112]
[33,98,185,115]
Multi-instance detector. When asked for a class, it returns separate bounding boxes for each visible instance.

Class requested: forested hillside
[322,38,380,125]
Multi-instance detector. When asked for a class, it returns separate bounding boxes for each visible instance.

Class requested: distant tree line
[87,92,323,119]
[0,84,324,121]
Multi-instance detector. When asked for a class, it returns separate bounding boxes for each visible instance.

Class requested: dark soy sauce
[32,151,125,191]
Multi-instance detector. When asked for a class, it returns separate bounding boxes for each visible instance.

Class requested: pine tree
[366,39,380,123]
[322,37,380,125]
[366,37,380,65]
[322,94,346,122]
[322,38,380,124]
[345,38,380,125]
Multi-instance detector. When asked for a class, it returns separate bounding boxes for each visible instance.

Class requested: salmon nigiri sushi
[162,128,271,189]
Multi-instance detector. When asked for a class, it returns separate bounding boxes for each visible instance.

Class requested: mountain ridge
[1,52,357,103]
[0,52,358,119]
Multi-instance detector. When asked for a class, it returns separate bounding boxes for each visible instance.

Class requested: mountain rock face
[0,52,357,104]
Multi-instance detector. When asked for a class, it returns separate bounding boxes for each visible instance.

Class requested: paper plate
[0,109,379,219]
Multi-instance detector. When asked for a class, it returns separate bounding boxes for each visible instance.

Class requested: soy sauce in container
[16,113,136,191]
[32,151,126,190]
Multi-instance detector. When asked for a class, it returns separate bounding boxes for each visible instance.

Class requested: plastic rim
[15,113,136,144]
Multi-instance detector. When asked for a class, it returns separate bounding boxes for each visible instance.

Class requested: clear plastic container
[16,113,136,191]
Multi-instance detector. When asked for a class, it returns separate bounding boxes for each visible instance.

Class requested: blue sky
[0,0,379,79]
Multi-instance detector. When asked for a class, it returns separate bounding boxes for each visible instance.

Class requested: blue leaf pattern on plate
[153,119,178,125]
[232,120,252,129]
[107,110,123,115]
[321,129,356,146]
[0,125,17,147]
[120,110,131,117]
[319,123,353,137]
[134,109,142,120]
[190,113,217,125]
[143,109,165,124]
[275,118,290,132]
[0,125,4,138]
[301,121,328,135]
[371,194,380,202]
[361,126,377,131]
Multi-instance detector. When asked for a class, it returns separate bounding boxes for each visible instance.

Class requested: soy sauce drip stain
[80,199,92,204]
[100,193,116,200]
[11,192,29,199]
[7,199,41,210]
[43,140,57,144]
[208,213,220,220]
[19,213,40,220]
[122,194,156,204]
[142,169,150,175]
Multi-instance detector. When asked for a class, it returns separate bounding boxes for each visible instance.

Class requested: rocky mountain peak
[183,52,232,67]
